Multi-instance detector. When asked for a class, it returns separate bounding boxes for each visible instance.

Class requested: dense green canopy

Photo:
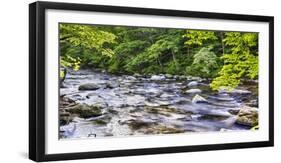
[60,23,258,90]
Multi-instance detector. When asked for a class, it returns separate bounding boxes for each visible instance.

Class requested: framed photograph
[29,1,274,162]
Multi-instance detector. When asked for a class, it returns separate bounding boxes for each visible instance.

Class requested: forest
[59,23,258,91]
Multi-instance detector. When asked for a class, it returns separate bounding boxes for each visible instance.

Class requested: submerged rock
[78,83,101,91]
[236,105,258,127]
[192,94,208,103]
[187,81,199,87]
[186,89,202,94]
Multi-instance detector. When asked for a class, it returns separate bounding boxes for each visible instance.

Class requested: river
[59,69,258,139]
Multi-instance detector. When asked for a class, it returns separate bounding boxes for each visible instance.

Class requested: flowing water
[60,69,257,139]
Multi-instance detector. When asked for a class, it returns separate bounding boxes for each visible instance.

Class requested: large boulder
[78,83,101,91]
[186,89,202,94]
[188,81,199,87]
[236,105,258,127]
[192,94,208,103]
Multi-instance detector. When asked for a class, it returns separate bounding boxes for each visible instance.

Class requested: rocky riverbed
[59,69,258,139]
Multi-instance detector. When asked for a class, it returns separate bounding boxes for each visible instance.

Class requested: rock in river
[236,105,258,127]
[165,74,173,79]
[78,83,101,91]
[151,75,165,80]
[66,104,103,119]
[192,94,208,103]
[186,89,202,94]
[187,81,199,87]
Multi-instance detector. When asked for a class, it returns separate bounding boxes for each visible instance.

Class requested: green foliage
[165,62,179,74]
[60,70,65,79]
[251,125,259,130]
[122,29,185,74]
[59,24,258,91]
[186,47,219,78]
[183,30,218,46]
[59,24,116,71]
[60,55,81,71]
[60,24,116,57]
[210,32,258,90]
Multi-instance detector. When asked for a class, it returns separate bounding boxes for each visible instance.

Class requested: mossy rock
[92,119,108,125]
[126,119,155,130]
[236,105,258,127]
[67,104,102,118]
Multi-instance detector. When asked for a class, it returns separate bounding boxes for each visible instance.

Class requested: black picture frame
[29,1,274,162]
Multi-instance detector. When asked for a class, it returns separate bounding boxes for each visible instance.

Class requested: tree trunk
[172,51,178,70]
[157,58,163,71]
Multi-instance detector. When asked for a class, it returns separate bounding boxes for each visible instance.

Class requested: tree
[186,47,219,78]
[58,23,258,87]
[123,29,185,74]
[183,30,218,56]
[59,24,116,70]
[210,32,258,90]
[183,30,218,46]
